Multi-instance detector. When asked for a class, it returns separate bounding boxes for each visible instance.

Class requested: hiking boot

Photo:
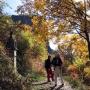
[60,83,64,87]
[55,84,57,86]
[48,80,50,82]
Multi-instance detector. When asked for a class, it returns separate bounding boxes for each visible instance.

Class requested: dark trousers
[46,68,54,82]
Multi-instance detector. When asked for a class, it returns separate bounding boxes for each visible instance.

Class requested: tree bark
[87,40,90,59]
[84,0,90,60]
[84,31,90,59]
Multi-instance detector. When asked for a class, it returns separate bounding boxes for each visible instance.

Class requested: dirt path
[32,78,75,90]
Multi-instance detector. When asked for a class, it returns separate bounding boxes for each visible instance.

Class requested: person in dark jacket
[52,53,64,86]
[45,55,54,82]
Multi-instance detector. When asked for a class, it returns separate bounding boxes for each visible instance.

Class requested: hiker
[52,53,64,86]
[6,31,15,57]
[45,55,54,82]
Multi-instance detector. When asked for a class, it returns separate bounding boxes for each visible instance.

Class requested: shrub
[73,57,85,71]
[68,65,77,73]
[64,76,79,88]
[0,43,31,90]
[84,67,90,78]
[84,67,90,85]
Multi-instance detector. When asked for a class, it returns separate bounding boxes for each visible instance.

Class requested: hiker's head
[48,55,51,59]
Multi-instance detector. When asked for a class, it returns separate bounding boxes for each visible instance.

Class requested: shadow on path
[50,86,56,90]
[32,81,48,85]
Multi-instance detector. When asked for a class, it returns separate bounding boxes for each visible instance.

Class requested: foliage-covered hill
[0,42,31,90]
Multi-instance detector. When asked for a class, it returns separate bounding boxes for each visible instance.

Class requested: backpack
[52,57,62,66]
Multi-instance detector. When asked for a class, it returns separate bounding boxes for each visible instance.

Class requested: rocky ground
[32,77,74,90]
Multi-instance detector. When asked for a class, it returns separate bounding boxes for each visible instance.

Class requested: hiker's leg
[46,69,49,82]
[47,69,50,82]
[52,67,54,81]
[51,71,54,81]
[59,67,64,84]
[50,68,54,81]
[54,67,58,85]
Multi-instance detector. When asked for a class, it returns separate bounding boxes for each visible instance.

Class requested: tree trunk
[83,0,90,60]
[87,41,90,59]
[84,31,90,59]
